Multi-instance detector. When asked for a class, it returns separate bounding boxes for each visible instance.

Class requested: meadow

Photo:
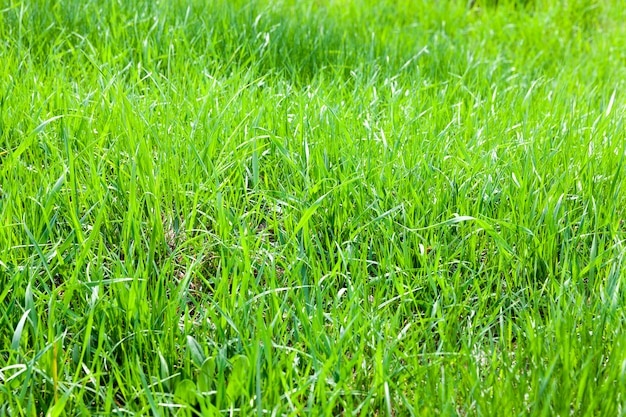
[1,0,626,415]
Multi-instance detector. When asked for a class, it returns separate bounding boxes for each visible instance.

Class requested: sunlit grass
[1,0,626,415]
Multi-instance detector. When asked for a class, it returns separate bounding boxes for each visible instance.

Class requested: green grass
[1,0,626,415]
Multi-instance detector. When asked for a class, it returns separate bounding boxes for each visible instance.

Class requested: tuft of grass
[1,0,626,415]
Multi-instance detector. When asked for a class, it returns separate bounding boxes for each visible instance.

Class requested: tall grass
[1,0,626,415]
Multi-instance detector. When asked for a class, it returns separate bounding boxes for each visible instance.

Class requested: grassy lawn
[1,0,626,415]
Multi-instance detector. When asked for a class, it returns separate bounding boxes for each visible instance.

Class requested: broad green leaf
[11,310,30,351]
[187,335,206,367]
[174,379,197,404]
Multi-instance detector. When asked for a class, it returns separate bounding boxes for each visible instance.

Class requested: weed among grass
[1,0,626,415]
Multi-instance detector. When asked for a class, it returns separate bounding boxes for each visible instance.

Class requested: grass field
[1,0,626,415]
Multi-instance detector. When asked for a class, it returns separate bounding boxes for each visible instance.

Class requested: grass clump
[1,0,626,415]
